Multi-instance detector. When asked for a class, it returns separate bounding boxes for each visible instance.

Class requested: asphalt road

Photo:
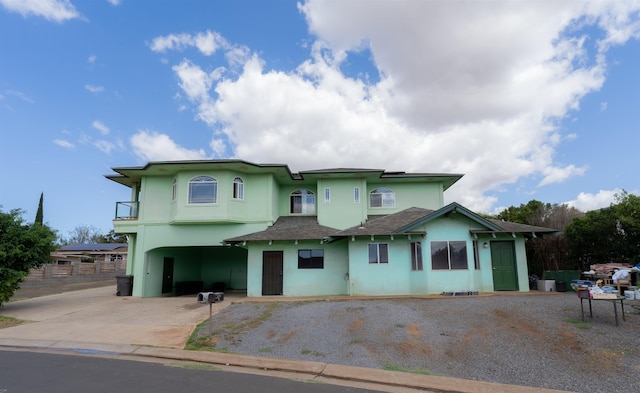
[0,350,381,393]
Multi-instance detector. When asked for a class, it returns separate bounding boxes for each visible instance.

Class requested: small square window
[368,243,389,264]
[298,249,324,269]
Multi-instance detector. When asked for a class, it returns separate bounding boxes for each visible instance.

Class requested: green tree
[0,208,56,306]
[96,229,127,243]
[495,200,583,275]
[565,190,640,270]
[34,192,44,225]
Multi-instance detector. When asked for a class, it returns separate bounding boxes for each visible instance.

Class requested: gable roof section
[396,202,504,233]
[224,216,339,243]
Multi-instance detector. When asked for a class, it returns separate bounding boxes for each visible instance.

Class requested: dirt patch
[348,317,364,332]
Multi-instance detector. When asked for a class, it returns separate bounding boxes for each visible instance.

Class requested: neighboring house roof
[56,243,128,252]
[224,216,339,243]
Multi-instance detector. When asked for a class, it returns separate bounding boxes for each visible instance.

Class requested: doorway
[162,257,174,294]
[262,251,283,295]
[490,241,518,291]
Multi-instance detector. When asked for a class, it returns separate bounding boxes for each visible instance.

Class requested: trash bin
[556,280,567,292]
[116,275,133,296]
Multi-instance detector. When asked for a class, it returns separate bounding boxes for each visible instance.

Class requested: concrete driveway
[0,285,233,348]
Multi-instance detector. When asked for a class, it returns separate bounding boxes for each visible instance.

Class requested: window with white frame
[290,189,315,214]
[171,178,177,201]
[411,242,423,271]
[431,241,468,270]
[298,249,324,269]
[324,188,331,204]
[369,188,395,208]
[354,187,360,203]
[233,177,244,200]
[368,243,389,264]
[188,176,217,204]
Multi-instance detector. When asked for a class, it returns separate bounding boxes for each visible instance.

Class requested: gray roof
[225,216,338,243]
[57,243,128,252]
[331,207,434,237]
[224,206,558,244]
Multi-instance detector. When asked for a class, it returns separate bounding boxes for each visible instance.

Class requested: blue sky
[1,0,639,239]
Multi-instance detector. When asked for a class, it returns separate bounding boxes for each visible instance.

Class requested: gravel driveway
[195,293,640,393]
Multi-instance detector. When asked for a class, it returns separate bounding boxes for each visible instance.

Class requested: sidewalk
[0,285,573,393]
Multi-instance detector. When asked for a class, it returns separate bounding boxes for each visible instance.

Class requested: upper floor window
[290,189,315,214]
[354,187,360,203]
[324,188,331,204]
[171,178,177,201]
[370,188,395,208]
[233,177,244,200]
[188,176,217,204]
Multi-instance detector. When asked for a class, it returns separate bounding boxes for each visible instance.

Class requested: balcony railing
[115,201,139,220]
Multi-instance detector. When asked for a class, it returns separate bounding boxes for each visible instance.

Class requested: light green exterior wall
[246,240,349,297]
[316,178,367,230]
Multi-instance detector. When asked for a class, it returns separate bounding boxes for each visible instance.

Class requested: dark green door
[490,241,518,291]
[262,251,283,295]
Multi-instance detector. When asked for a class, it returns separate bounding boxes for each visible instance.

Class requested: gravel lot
[196,292,640,393]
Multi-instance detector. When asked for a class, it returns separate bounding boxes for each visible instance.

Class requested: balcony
[114,201,139,220]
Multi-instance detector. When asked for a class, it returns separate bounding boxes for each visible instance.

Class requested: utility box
[537,280,556,292]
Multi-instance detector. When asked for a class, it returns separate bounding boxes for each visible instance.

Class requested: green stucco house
[106,160,556,298]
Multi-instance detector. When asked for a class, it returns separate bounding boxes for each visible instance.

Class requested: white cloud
[53,139,74,149]
[149,30,228,56]
[94,140,115,154]
[107,0,121,6]
[565,189,627,212]
[154,1,640,212]
[92,120,110,135]
[131,130,208,161]
[85,84,104,93]
[0,0,80,22]
[88,55,97,64]
[4,89,35,103]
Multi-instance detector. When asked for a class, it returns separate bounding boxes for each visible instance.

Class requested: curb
[0,339,574,393]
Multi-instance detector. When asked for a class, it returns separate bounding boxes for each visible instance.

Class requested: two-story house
[106,160,556,298]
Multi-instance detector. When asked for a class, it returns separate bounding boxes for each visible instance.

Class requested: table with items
[577,288,626,326]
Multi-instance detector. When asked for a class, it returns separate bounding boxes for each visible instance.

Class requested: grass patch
[348,338,362,345]
[301,348,325,357]
[394,323,406,328]
[0,315,24,329]
[258,347,272,353]
[165,362,220,371]
[383,363,435,375]
[565,317,591,330]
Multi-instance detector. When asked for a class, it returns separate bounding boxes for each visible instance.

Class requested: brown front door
[262,251,283,295]
[162,257,174,294]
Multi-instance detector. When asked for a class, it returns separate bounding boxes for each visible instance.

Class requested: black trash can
[116,275,134,296]
[555,280,567,292]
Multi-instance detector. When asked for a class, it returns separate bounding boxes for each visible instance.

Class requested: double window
[368,243,389,264]
[370,188,395,208]
[290,189,315,214]
[188,176,217,204]
[298,249,324,269]
[431,241,468,270]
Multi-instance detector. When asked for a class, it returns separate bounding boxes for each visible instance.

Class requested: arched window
[188,176,217,204]
[369,188,395,208]
[290,189,315,214]
[233,177,244,200]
